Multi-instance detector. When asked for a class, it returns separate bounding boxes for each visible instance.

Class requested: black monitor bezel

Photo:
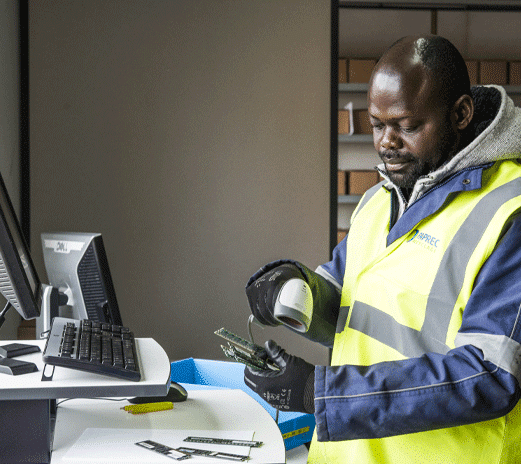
[0,172,42,319]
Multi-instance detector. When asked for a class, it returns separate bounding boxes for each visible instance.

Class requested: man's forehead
[369,64,435,109]
[371,72,402,94]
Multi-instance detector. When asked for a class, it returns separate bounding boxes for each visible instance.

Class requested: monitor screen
[0,171,42,319]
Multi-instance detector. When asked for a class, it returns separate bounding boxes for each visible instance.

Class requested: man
[244,35,521,463]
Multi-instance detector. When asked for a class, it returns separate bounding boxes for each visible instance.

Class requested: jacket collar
[386,164,489,247]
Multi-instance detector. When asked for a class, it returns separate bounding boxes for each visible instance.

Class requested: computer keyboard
[42,317,141,381]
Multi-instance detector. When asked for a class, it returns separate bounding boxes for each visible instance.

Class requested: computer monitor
[0,168,123,340]
[41,232,123,327]
[0,170,42,324]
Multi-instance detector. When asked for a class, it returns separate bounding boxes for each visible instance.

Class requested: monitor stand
[35,284,68,339]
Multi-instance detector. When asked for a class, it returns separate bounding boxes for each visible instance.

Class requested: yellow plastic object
[121,401,173,414]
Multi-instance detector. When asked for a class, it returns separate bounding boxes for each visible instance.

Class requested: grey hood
[378,85,521,214]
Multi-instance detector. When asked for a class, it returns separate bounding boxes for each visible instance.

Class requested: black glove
[244,340,315,414]
[246,260,341,348]
[245,262,304,327]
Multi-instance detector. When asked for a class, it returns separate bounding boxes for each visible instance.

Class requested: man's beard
[379,126,459,189]
[379,151,428,188]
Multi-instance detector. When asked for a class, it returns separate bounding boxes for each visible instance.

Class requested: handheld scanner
[273,278,313,333]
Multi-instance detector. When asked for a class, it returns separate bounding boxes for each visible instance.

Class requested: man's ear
[452,94,474,131]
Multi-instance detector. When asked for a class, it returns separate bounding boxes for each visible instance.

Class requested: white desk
[51,389,286,463]
[0,338,170,464]
[0,340,287,463]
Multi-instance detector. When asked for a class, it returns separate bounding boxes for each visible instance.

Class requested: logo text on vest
[408,229,440,252]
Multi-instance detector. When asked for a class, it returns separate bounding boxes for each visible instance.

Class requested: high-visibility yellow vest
[308,160,521,464]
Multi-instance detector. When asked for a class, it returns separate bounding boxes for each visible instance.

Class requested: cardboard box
[170,358,315,450]
[465,60,479,86]
[480,60,508,85]
[348,170,380,195]
[338,170,347,195]
[348,59,377,83]
[17,319,36,340]
[509,61,521,85]
[353,109,372,134]
[338,109,351,134]
[337,229,348,243]
[338,58,348,84]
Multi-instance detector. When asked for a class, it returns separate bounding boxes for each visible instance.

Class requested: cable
[247,315,255,344]
[247,315,279,424]
[56,397,130,406]
[0,302,12,329]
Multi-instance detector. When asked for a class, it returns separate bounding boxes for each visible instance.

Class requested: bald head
[371,35,471,110]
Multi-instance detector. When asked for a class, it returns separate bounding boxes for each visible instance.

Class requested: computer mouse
[128,381,188,404]
[166,382,188,402]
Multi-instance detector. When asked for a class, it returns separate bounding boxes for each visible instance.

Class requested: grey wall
[29,0,332,364]
[0,0,21,339]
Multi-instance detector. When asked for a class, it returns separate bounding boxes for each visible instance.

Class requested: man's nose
[379,127,402,150]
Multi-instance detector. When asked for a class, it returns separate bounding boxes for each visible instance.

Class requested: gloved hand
[243,340,315,414]
[245,262,304,327]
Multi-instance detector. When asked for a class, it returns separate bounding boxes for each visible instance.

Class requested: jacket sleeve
[315,235,347,291]
[294,235,347,347]
[314,215,521,442]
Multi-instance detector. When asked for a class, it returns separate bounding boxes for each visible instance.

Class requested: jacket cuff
[314,365,330,442]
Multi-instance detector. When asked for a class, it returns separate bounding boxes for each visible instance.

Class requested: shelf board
[338,83,368,93]
[339,83,521,95]
[338,195,362,204]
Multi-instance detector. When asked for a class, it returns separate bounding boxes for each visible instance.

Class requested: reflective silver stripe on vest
[349,301,450,356]
[455,330,521,385]
[351,181,387,222]
[348,177,521,358]
[336,306,350,334]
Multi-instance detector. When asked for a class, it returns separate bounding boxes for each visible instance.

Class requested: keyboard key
[43,318,141,381]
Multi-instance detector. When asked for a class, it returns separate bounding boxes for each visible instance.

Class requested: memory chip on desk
[176,446,249,461]
[135,440,190,461]
[184,436,263,447]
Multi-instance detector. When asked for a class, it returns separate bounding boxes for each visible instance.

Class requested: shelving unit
[330,1,521,255]
[335,73,379,238]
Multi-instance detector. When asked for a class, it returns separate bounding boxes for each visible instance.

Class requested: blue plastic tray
[170,358,315,450]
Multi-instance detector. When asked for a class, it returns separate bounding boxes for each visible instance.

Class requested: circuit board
[214,328,279,372]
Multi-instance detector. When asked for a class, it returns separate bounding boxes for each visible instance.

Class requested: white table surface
[51,389,286,463]
[0,338,171,400]
[0,340,296,463]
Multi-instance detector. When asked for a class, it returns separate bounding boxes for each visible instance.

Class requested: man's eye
[371,123,384,130]
[402,126,418,133]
